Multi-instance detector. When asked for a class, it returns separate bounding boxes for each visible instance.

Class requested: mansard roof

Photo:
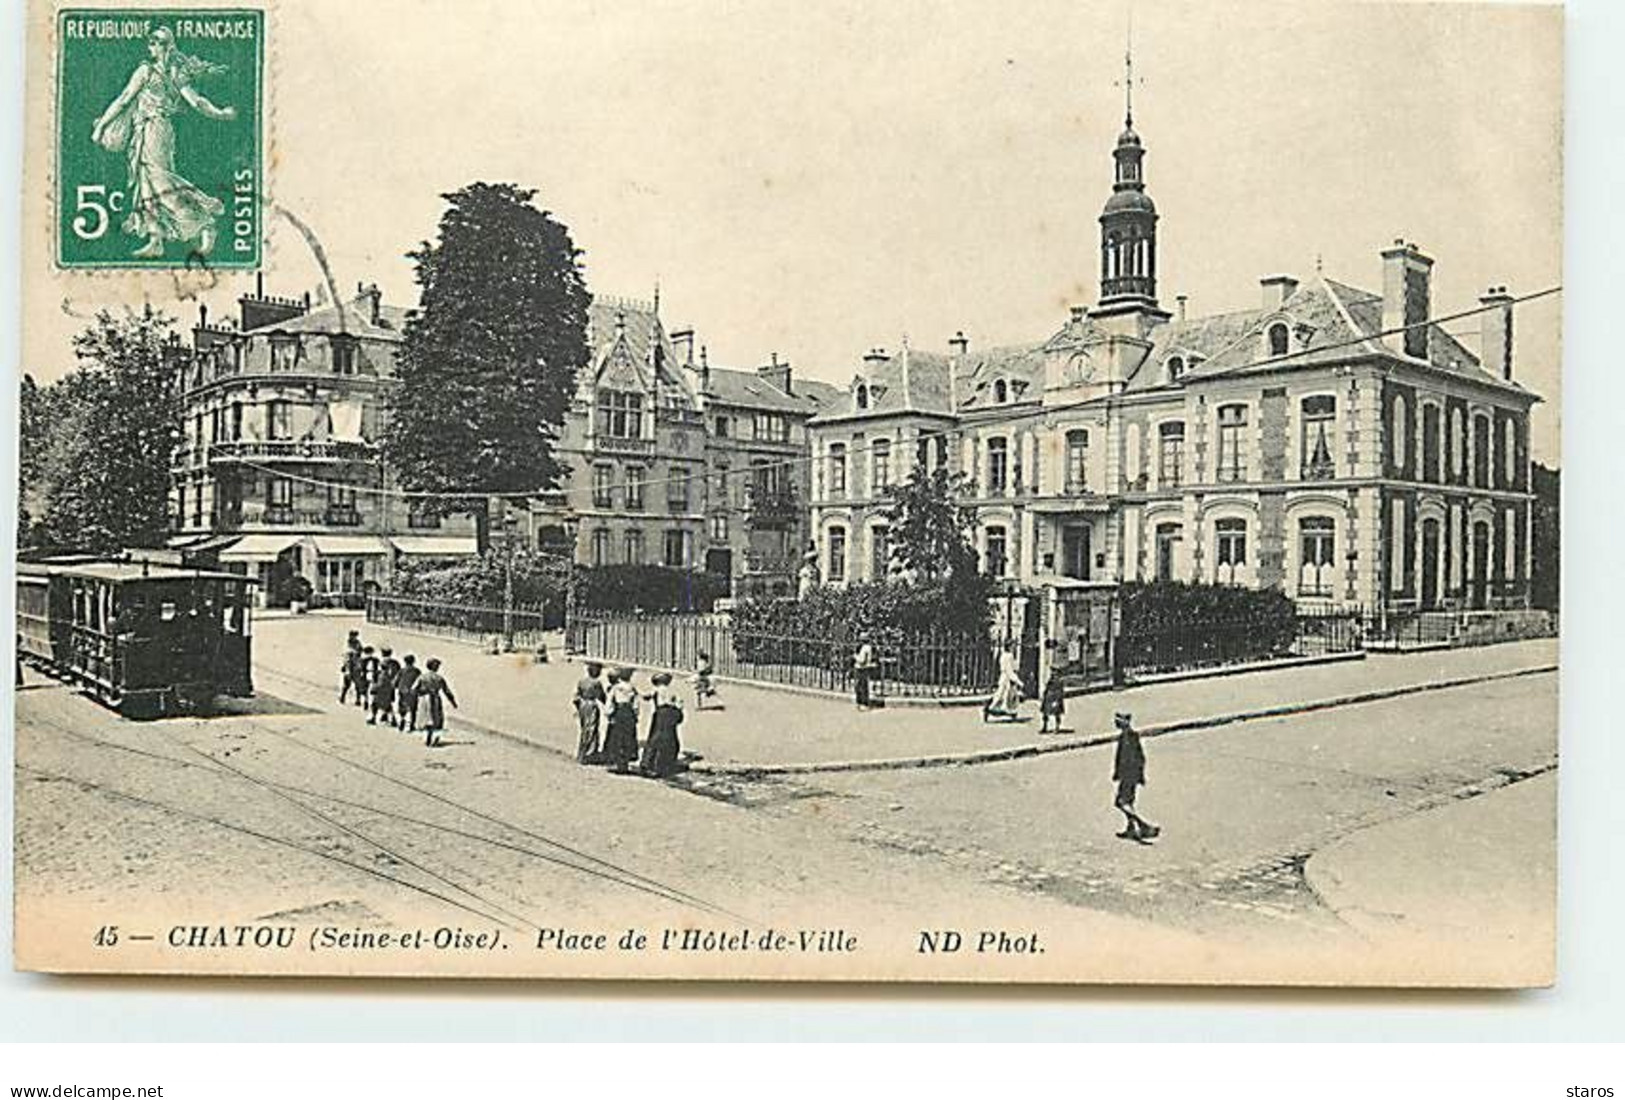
[246,293,410,341]
[1142,276,1524,393]
[809,347,958,424]
[705,365,837,417]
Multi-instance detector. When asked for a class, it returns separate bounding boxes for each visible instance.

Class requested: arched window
[1268,322,1290,358]
[984,525,1008,577]
[1452,407,1467,481]
[1390,393,1410,471]
[1422,403,1442,482]
[1298,516,1337,597]
[1167,355,1185,381]
[855,384,869,410]
[1215,518,1248,584]
[827,526,847,583]
[1155,522,1183,581]
[993,379,1008,404]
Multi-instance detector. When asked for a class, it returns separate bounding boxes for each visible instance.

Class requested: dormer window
[993,379,1008,404]
[1267,322,1290,358]
[1167,355,1185,381]
[856,384,869,410]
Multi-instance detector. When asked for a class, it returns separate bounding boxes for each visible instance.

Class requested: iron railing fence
[1117,605,1364,679]
[569,613,1001,699]
[367,594,557,648]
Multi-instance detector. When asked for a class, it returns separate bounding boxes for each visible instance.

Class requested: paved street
[12,611,1557,983]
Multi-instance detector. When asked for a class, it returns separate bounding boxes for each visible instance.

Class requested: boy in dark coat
[357,647,379,711]
[369,647,401,727]
[339,630,363,704]
[396,654,422,732]
[1111,712,1160,843]
[1039,667,1066,734]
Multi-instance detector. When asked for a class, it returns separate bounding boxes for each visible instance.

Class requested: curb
[686,663,1559,778]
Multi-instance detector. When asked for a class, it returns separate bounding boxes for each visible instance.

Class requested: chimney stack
[1260,275,1298,311]
[670,328,696,366]
[199,302,209,329]
[363,283,382,325]
[949,331,969,356]
[863,347,889,366]
[757,351,792,395]
[1175,294,1188,322]
[1479,285,1515,381]
[255,271,264,298]
[1380,239,1434,359]
[1068,305,1087,324]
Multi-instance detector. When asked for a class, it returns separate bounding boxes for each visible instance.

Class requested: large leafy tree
[37,307,182,554]
[16,373,52,545]
[880,463,980,582]
[385,182,591,551]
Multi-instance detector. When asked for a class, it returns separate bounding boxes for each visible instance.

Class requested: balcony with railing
[210,439,376,464]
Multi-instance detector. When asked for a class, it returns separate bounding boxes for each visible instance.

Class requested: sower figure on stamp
[415,657,457,747]
[90,26,237,258]
[1111,712,1160,843]
[396,654,421,733]
[369,646,400,727]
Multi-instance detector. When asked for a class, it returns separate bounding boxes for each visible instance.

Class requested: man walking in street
[1111,711,1160,843]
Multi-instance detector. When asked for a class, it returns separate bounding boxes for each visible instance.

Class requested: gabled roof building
[807,93,1540,662]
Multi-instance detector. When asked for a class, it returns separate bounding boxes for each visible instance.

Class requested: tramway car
[17,559,255,718]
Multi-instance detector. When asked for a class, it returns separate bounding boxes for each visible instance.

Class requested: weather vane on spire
[1115,9,1143,129]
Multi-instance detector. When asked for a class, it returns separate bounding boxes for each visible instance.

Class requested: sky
[24,0,1564,459]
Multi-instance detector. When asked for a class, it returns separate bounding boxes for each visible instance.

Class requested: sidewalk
[1304,770,1556,985]
[252,612,1558,774]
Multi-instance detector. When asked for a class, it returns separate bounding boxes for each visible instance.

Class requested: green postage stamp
[55,8,264,269]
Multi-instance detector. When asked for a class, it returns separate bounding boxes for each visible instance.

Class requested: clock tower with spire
[1092,40,1169,337]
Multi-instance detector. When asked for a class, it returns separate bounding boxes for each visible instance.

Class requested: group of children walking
[339,630,457,747]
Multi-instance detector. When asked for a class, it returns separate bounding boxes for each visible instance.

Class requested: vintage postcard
[11,0,1562,985]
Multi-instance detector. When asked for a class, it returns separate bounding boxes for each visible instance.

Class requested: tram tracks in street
[18,701,749,926]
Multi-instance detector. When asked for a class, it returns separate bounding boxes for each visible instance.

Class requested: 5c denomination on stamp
[56,8,264,269]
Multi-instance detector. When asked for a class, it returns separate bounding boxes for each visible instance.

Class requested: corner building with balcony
[169,280,477,606]
[807,104,1540,627]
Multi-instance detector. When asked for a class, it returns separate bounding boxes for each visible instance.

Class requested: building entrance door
[1421,517,1441,610]
[1061,524,1091,580]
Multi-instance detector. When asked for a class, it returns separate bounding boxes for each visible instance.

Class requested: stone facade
[807,115,1540,616]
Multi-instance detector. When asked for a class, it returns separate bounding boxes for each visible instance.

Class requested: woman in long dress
[573,662,607,764]
[601,668,641,775]
[983,642,1025,722]
[640,672,685,779]
[90,26,236,258]
[415,657,458,747]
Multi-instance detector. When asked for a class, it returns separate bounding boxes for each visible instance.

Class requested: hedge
[1116,580,1299,673]
[727,575,996,686]
[389,556,727,615]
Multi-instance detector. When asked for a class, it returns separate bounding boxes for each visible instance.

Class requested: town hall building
[807,92,1540,645]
